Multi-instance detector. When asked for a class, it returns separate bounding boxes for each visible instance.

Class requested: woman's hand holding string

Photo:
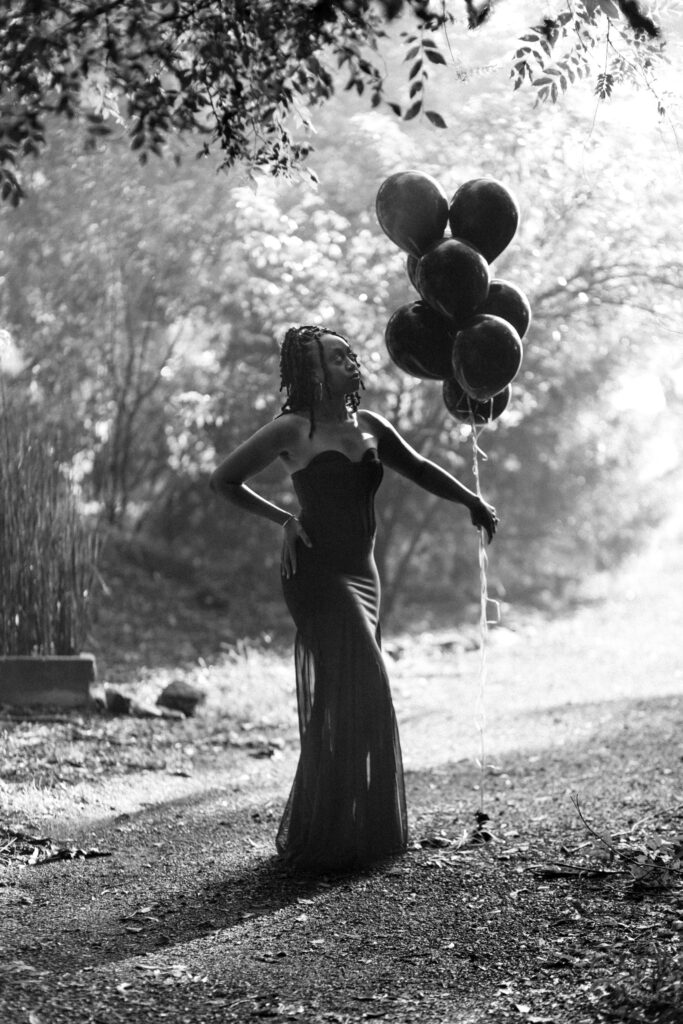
[281,515,312,578]
[469,497,499,545]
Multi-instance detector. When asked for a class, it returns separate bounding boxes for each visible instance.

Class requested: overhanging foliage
[0,0,665,204]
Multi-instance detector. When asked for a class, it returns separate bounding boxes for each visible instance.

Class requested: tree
[0,0,668,205]
[2,49,681,632]
[0,128,234,525]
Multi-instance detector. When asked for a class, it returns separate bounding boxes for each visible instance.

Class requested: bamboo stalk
[0,402,100,655]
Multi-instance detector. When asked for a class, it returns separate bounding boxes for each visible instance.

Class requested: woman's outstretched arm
[361,409,499,542]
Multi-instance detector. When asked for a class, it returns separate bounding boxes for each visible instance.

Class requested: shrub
[0,403,100,655]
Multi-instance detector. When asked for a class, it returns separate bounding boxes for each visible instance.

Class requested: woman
[210,325,498,873]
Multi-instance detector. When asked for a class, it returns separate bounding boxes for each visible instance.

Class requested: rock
[155,704,187,721]
[156,679,206,717]
[128,699,164,719]
[104,688,131,715]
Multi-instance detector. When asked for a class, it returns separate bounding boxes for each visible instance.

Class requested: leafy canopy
[0,0,664,204]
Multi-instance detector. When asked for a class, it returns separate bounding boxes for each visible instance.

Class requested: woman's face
[313,333,360,397]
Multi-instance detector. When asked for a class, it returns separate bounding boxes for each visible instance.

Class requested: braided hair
[279,325,363,437]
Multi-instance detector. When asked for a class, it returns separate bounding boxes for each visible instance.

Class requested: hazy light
[611,372,666,415]
[0,329,23,377]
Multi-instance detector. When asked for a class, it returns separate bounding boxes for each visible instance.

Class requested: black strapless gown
[278,448,408,872]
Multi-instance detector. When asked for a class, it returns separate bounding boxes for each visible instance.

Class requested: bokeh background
[1,2,682,663]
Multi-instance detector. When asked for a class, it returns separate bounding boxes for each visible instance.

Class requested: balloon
[443,378,511,424]
[415,238,490,322]
[406,254,419,289]
[376,171,448,257]
[452,314,522,401]
[448,178,519,263]
[385,301,456,380]
[477,279,531,339]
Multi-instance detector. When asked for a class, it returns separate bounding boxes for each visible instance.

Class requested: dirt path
[393,516,683,772]
[1,526,682,1023]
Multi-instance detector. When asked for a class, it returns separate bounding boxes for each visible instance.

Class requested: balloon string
[469,418,496,816]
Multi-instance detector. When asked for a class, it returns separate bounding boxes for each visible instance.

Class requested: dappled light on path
[391,519,683,771]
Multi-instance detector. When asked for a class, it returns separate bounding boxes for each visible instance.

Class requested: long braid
[278,325,364,436]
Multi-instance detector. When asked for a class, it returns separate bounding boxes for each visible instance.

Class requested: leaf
[425,110,447,128]
[403,101,422,121]
[425,49,447,65]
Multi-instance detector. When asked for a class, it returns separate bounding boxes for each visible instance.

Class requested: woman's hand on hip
[281,516,312,578]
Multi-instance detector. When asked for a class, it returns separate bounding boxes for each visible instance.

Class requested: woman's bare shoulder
[243,411,306,447]
[272,411,310,450]
[211,413,307,485]
[358,408,394,437]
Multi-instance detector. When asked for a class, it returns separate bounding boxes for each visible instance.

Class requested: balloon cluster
[376,171,530,425]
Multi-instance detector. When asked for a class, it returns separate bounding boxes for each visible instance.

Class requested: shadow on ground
[3,693,680,981]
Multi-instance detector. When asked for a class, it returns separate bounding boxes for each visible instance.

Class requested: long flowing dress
[278,447,408,872]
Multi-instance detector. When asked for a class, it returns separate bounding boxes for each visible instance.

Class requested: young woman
[210,325,498,872]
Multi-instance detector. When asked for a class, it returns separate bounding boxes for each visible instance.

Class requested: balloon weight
[376,171,448,257]
[385,301,456,380]
[448,178,519,263]
[452,314,522,401]
[416,238,490,322]
[443,378,511,424]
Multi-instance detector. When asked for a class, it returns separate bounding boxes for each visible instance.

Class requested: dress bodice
[291,448,382,567]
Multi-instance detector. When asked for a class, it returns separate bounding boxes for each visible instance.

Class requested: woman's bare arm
[210,418,299,527]
[210,416,313,574]
[360,409,498,542]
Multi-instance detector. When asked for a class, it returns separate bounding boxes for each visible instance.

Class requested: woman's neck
[313,397,352,424]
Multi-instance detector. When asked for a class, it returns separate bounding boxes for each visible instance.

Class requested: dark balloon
[406,253,419,289]
[477,279,531,339]
[385,301,456,380]
[376,171,449,256]
[443,378,511,423]
[416,238,490,322]
[448,178,520,263]
[452,314,523,401]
